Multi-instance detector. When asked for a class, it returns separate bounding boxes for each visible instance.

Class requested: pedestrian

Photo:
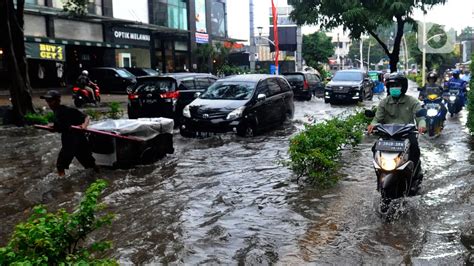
[40,90,98,176]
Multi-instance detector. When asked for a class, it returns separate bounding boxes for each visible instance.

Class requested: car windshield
[116,69,135,78]
[143,69,159,76]
[134,80,175,93]
[333,72,363,81]
[200,81,255,100]
[284,74,304,82]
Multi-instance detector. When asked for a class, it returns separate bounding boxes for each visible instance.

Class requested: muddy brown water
[0,87,472,264]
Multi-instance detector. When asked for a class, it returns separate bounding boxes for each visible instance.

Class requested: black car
[180,74,295,137]
[283,72,325,100]
[324,70,374,103]
[124,67,160,77]
[89,67,136,94]
[127,73,217,121]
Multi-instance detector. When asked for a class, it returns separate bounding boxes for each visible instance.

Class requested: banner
[195,0,207,33]
[25,42,66,61]
[271,0,279,73]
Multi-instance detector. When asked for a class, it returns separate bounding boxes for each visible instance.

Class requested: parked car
[127,73,217,121]
[282,72,325,100]
[124,67,160,77]
[180,74,295,137]
[89,67,136,94]
[324,70,374,104]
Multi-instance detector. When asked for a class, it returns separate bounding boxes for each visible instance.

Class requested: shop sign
[196,33,209,44]
[109,27,151,46]
[25,42,65,61]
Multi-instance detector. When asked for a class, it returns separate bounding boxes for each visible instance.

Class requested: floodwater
[0,86,472,264]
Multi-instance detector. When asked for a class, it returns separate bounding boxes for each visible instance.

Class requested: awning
[24,36,131,49]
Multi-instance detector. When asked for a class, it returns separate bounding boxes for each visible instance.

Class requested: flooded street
[0,86,472,264]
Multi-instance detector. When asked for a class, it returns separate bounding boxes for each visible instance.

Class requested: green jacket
[371,95,426,128]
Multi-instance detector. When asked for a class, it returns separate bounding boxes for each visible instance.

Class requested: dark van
[127,73,217,121]
[180,74,294,137]
[282,72,325,100]
[88,67,136,94]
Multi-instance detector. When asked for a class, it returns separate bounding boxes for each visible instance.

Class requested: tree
[289,0,447,73]
[0,0,35,125]
[302,31,334,69]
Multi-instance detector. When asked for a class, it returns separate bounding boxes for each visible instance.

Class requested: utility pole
[296,26,302,71]
[249,0,256,72]
[360,37,364,70]
[367,40,371,71]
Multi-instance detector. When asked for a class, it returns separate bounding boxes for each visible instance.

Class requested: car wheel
[237,123,256,137]
[305,93,312,101]
[179,127,195,138]
[74,98,83,108]
[324,98,331,104]
[359,90,365,102]
[368,90,374,101]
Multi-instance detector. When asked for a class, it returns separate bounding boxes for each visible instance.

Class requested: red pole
[271,0,279,74]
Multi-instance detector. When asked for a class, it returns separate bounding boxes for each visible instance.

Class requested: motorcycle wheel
[428,123,435,137]
[74,98,83,108]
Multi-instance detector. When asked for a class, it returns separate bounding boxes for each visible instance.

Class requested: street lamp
[256,26,279,74]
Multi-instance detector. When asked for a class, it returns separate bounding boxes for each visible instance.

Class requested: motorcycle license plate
[375,140,406,152]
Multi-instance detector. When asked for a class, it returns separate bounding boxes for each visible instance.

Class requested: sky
[227,0,474,43]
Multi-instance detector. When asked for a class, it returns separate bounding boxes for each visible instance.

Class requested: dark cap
[40,90,61,100]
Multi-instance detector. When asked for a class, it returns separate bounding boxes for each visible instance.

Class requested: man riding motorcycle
[418,72,447,122]
[76,70,97,102]
[368,73,426,188]
[446,69,468,106]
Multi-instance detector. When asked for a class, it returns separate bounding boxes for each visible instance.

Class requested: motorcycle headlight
[380,157,398,171]
[183,105,191,118]
[427,108,438,117]
[449,96,456,101]
[226,106,245,120]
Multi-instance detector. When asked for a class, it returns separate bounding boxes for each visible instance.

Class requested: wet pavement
[0,85,472,264]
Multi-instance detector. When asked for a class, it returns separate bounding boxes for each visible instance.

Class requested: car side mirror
[194,92,201,98]
[364,109,376,118]
[416,109,427,117]
[257,93,266,101]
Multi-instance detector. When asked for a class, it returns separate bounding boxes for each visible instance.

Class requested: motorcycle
[366,110,426,217]
[423,93,444,137]
[72,83,101,108]
[445,88,463,117]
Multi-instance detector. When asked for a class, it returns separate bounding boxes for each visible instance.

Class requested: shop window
[53,0,101,15]
[0,49,4,70]
[153,0,188,30]
[175,41,188,52]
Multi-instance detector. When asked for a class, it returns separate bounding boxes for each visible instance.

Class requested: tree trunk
[1,0,35,125]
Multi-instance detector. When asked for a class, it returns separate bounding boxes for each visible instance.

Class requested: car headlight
[427,108,438,117]
[226,106,245,120]
[449,96,456,101]
[183,105,191,118]
[381,157,398,171]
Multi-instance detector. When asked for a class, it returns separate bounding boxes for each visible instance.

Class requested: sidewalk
[0,88,128,109]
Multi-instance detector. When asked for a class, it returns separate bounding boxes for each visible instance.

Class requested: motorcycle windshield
[376,124,416,137]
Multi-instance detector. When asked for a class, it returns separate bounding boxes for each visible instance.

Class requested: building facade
[0,0,231,89]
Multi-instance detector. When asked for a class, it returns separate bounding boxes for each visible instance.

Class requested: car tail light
[73,87,80,92]
[128,94,139,100]
[160,91,180,99]
[303,80,309,90]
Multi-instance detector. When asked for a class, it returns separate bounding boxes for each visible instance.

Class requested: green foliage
[287,111,371,188]
[107,102,123,119]
[289,0,448,72]
[217,64,243,76]
[302,32,334,68]
[85,109,101,121]
[407,73,423,88]
[63,0,89,16]
[0,179,116,265]
[467,57,474,134]
[24,112,54,125]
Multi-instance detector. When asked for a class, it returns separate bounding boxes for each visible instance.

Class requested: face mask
[390,87,402,98]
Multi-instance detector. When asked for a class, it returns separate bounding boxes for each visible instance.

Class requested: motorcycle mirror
[416,109,427,117]
[364,109,375,118]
